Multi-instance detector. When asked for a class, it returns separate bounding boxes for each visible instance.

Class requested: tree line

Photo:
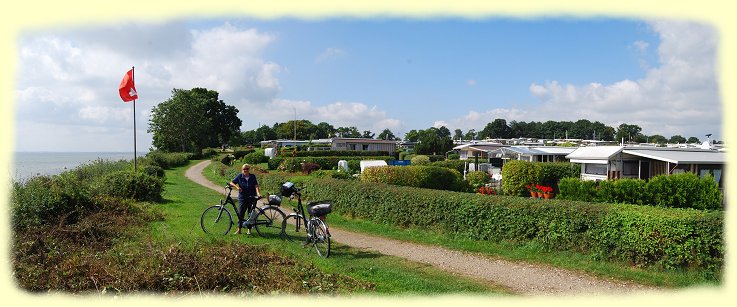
[147,88,712,154]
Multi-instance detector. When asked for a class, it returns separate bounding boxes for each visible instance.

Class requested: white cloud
[316,48,346,63]
[438,20,721,139]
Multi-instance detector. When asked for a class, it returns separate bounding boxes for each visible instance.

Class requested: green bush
[94,171,164,202]
[201,148,218,158]
[597,178,647,205]
[11,175,93,229]
[501,160,541,196]
[398,151,412,161]
[243,151,268,165]
[145,151,191,169]
[447,153,460,160]
[429,160,467,174]
[233,149,255,160]
[466,171,489,190]
[558,177,599,201]
[310,170,354,180]
[142,165,166,179]
[360,166,464,191]
[410,155,431,166]
[298,178,722,275]
[646,172,722,210]
[268,156,393,171]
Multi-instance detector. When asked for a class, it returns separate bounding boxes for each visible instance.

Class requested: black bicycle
[200,184,286,238]
[280,182,332,257]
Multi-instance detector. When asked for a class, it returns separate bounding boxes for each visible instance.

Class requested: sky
[13,16,722,152]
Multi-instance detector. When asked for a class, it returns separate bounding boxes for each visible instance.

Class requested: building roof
[623,148,726,164]
[452,143,506,151]
[566,146,725,164]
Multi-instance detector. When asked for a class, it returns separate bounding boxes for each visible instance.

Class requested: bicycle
[280,182,332,257]
[200,184,286,238]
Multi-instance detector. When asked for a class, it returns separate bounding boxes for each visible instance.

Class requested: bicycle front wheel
[282,214,308,243]
[254,206,286,238]
[313,218,331,258]
[200,205,233,235]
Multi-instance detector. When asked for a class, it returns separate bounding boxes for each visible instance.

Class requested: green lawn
[154,160,509,295]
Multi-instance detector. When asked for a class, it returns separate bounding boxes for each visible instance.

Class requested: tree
[463,129,477,141]
[378,128,397,140]
[315,122,336,139]
[687,136,701,144]
[336,126,361,138]
[478,118,512,139]
[453,129,464,141]
[615,123,643,143]
[669,135,687,144]
[415,127,453,155]
[648,134,668,145]
[404,129,420,142]
[148,88,241,154]
[361,130,375,139]
[274,120,317,140]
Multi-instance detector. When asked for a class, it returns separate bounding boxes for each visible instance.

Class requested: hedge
[260,177,722,275]
[293,150,395,158]
[501,160,579,196]
[360,165,466,192]
[429,160,467,174]
[267,156,394,172]
[144,151,192,169]
[558,173,723,210]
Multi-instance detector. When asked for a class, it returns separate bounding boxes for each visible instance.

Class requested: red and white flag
[118,68,138,102]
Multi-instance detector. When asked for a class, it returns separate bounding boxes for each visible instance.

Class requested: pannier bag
[281,182,296,197]
[307,201,332,217]
[267,195,282,206]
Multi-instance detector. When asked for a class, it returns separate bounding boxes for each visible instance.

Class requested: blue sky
[13,16,720,151]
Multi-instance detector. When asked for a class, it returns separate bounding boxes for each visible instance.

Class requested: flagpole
[132,66,137,172]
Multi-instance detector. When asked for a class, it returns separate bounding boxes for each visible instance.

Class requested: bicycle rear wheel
[282,214,308,243]
[200,205,233,235]
[254,206,285,238]
[313,218,331,258]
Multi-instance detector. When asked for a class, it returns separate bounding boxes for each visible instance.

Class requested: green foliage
[558,173,722,210]
[466,171,489,190]
[148,88,242,154]
[200,148,218,158]
[360,166,464,191]
[538,162,580,187]
[429,159,466,173]
[11,175,90,229]
[302,162,321,174]
[94,171,165,202]
[145,151,191,169]
[410,155,430,166]
[310,169,354,180]
[294,150,393,157]
[267,156,393,171]
[501,160,541,196]
[142,165,166,179]
[233,149,255,160]
[242,151,268,165]
[298,178,723,274]
[398,151,412,161]
[447,153,460,160]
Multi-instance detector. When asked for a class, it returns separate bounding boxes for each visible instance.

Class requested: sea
[9,152,147,182]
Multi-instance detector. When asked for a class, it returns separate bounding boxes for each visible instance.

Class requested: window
[362,144,369,150]
[584,163,607,175]
[623,161,639,176]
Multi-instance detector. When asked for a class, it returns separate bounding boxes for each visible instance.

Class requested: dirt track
[185,160,659,296]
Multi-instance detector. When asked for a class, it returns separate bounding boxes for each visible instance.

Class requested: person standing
[229,163,261,235]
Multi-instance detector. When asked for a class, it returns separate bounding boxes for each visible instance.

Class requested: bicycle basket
[280,182,296,197]
[307,201,332,217]
[267,195,282,206]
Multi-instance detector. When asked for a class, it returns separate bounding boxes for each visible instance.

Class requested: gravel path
[186,160,659,296]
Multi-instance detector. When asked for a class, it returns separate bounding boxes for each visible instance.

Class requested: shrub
[646,172,722,210]
[145,151,191,169]
[447,153,460,160]
[302,162,321,175]
[410,155,431,166]
[94,171,164,202]
[310,170,354,180]
[398,151,412,161]
[501,160,541,196]
[466,171,489,190]
[557,177,599,201]
[201,148,218,158]
[220,154,235,166]
[243,151,268,165]
[11,175,92,229]
[360,166,464,191]
[429,160,467,174]
[142,165,166,179]
[277,158,302,173]
[597,178,647,205]
[233,149,255,160]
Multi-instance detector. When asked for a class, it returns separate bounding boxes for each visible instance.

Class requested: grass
[204,160,720,289]
[159,160,509,295]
